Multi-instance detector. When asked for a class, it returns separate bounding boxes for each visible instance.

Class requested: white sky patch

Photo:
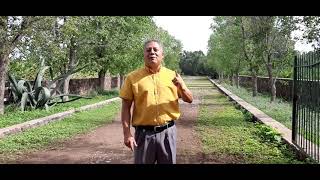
[291,25,315,52]
[154,16,316,54]
[153,16,214,55]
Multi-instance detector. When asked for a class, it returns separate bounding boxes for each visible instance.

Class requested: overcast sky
[153,16,213,54]
[153,16,314,54]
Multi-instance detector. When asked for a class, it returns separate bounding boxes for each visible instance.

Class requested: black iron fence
[292,52,320,163]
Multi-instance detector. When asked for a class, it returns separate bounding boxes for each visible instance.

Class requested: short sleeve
[119,76,133,101]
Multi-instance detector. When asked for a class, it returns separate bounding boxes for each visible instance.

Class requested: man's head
[143,39,164,69]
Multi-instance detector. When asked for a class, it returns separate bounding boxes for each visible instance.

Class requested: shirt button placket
[152,74,158,125]
[155,74,159,124]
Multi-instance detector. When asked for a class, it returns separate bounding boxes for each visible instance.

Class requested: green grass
[1,90,119,129]
[221,83,320,147]
[188,78,309,164]
[0,101,120,162]
[221,83,292,129]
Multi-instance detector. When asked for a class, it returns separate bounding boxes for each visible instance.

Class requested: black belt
[135,121,175,133]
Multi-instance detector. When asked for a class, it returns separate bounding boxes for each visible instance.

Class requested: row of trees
[178,16,320,102]
[206,16,320,102]
[0,16,182,114]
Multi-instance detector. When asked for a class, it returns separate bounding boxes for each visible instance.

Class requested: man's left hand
[172,71,193,103]
[172,72,186,90]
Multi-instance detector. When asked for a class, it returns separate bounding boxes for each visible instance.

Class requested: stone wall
[238,75,293,101]
[68,78,100,95]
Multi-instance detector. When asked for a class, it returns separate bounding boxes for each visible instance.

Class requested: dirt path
[14,112,135,164]
[12,83,207,164]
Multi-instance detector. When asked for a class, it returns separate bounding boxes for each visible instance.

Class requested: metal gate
[292,52,320,163]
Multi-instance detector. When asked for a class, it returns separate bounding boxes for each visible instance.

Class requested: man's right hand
[124,133,137,151]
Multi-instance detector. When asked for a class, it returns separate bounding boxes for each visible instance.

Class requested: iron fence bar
[299,53,303,147]
[295,60,320,68]
[301,53,306,149]
[312,53,318,162]
[294,52,320,163]
[312,53,315,160]
[307,53,311,154]
[311,53,317,157]
[308,53,311,156]
[299,54,303,147]
[304,53,308,151]
[318,52,320,162]
[292,55,297,142]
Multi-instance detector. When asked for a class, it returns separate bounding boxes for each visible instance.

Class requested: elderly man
[120,39,193,164]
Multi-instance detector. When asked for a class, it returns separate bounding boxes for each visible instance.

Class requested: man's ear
[161,49,164,57]
[160,54,164,61]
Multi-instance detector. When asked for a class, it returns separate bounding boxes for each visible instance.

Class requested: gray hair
[143,39,164,52]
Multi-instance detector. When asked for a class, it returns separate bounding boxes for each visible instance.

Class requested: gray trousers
[134,124,177,164]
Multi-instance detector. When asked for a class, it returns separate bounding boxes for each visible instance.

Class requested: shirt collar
[144,65,162,74]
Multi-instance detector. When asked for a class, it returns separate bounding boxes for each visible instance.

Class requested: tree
[0,16,43,114]
[300,16,320,49]
[239,16,264,96]
[22,16,90,101]
[180,50,205,75]
[250,16,296,102]
[207,16,245,87]
[207,16,297,101]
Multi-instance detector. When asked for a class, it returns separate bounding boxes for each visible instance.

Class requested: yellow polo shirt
[120,66,182,126]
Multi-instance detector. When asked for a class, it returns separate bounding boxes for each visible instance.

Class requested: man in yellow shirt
[120,39,193,164]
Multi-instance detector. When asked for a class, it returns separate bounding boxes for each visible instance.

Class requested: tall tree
[239,16,264,96]
[251,16,296,102]
[0,16,42,114]
[180,50,205,75]
[207,16,245,87]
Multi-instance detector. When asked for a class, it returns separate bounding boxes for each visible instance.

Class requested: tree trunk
[251,72,258,97]
[98,70,106,91]
[50,81,57,96]
[63,76,71,101]
[236,73,239,88]
[236,57,241,88]
[271,78,276,102]
[230,74,234,86]
[266,62,276,102]
[98,70,111,91]
[117,74,121,89]
[232,74,238,87]
[120,74,125,87]
[0,17,35,113]
[63,37,76,101]
[0,53,9,115]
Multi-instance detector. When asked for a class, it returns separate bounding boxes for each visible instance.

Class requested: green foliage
[0,101,120,159]
[7,16,182,79]
[300,16,320,49]
[207,16,246,79]
[180,50,207,75]
[255,124,282,144]
[9,60,39,80]
[193,78,306,163]
[241,109,254,122]
[8,60,88,112]
[222,82,292,129]
[206,16,297,101]
[91,88,119,97]
[1,93,118,129]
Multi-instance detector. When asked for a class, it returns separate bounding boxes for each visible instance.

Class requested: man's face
[144,41,164,68]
